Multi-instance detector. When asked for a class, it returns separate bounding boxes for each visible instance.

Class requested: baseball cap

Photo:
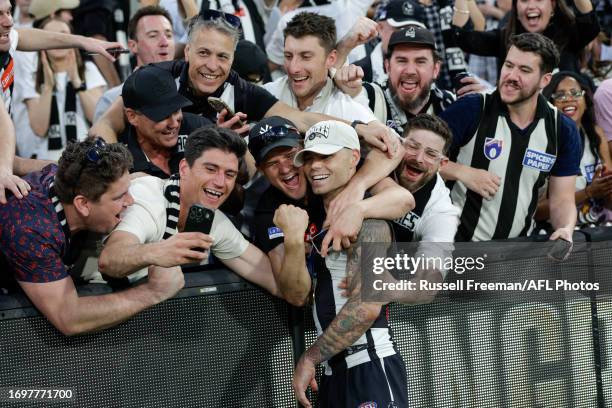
[375,0,427,29]
[293,121,360,167]
[122,64,192,122]
[388,26,436,53]
[249,116,301,165]
[30,0,80,20]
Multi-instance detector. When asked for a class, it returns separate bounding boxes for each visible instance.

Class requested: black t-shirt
[118,112,211,179]
[152,60,278,123]
[252,185,306,254]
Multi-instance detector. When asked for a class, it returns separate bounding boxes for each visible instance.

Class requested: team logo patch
[402,1,414,16]
[358,402,377,408]
[306,122,330,141]
[483,138,503,160]
[522,149,556,172]
[584,164,595,183]
[405,27,416,38]
[267,226,284,239]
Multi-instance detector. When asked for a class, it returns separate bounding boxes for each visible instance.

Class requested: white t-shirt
[115,176,249,260]
[265,0,371,66]
[22,61,107,161]
[263,76,377,122]
[412,174,460,242]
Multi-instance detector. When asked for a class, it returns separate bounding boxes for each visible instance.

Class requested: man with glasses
[91,10,398,155]
[0,139,185,335]
[392,114,459,243]
[439,33,581,242]
[273,120,408,408]
[248,116,412,304]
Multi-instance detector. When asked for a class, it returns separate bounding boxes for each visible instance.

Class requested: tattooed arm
[292,219,390,408]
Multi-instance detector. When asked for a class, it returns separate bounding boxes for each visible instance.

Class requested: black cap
[249,116,301,165]
[388,26,436,53]
[375,0,427,28]
[232,40,270,83]
[122,64,193,122]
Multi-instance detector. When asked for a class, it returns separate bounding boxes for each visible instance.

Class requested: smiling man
[0,139,185,336]
[98,126,279,297]
[94,6,176,121]
[336,25,457,135]
[273,120,409,408]
[439,33,580,242]
[119,64,211,179]
[263,12,377,124]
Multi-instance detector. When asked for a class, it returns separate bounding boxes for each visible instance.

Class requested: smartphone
[547,238,573,262]
[452,71,471,93]
[207,96,244,127]
[184,204,215,252]
[86,47,130,57]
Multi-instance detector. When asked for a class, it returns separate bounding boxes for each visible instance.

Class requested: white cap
[293,121,360,167]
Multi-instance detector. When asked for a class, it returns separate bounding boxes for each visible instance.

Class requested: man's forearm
[303,299,380,364]
[352,143,404,190]
[279,238,312,306]
[358,183,414,220]
[549,200,577,231]
[65,280,169,335]
[98,242,158,278]
[16,28,87,51]
[14,157,54,176]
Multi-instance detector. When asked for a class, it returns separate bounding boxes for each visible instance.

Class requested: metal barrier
[1,228,611,407]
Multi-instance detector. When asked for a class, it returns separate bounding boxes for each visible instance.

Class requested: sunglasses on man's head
[200,9,242,29]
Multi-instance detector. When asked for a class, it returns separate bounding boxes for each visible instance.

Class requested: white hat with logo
[293,120,360,167]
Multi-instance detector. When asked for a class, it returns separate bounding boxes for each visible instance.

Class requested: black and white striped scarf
[162,174,181,239]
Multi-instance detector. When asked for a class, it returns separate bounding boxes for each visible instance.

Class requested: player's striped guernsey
[362,81,455,135]
[449,91,561,241]
[308,201,397,375]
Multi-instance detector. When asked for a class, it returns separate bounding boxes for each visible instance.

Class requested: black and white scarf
[47,83,78,151]
[162,174,181,239]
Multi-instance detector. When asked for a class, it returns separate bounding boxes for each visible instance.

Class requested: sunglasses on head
[200,9,242,29]
[251,125,300,151]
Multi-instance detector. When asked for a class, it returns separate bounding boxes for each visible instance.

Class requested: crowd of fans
[0,0,611,406]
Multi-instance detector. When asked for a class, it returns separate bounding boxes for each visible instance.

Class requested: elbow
[31,123,48,138]
[97,251,122,278]
[53,317,87,336]
[281,288,310,307]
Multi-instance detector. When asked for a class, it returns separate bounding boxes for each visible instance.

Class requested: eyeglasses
[200,9,242,30]
[404,140,443,163]
[551,89,585,102]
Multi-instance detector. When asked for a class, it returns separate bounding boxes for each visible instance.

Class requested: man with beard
[393,114,459,243]
[439,33,580,242]
[338,25,456,135]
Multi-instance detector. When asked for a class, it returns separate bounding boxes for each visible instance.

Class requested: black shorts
[318,353,408,408]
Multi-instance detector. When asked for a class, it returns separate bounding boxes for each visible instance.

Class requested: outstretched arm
[19,265,184,336]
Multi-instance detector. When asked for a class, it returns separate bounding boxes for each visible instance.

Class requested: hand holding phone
[208,97,245,128]
[184,204,215,252]
[547,238,573,262]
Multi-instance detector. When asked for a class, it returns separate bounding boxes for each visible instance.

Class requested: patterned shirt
[0,165,71,283]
